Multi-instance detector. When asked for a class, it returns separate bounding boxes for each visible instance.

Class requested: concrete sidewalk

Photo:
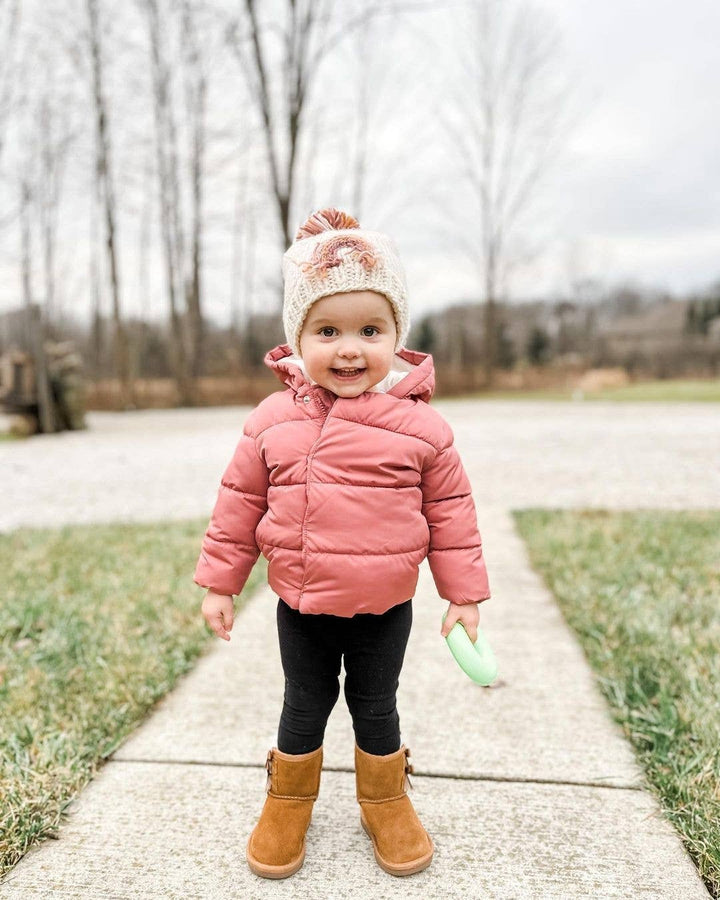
[0,402,714,898]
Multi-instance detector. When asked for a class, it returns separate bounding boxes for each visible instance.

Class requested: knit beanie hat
[282,208,410,356]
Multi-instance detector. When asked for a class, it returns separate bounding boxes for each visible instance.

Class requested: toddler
[194,208,491,879]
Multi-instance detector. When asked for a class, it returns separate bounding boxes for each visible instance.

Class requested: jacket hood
[264,343,436,403]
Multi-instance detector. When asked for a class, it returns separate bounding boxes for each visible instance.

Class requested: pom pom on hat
[282,207,410,356]
[295,208,361,238]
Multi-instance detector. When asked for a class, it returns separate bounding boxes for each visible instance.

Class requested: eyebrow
[309,315,391,325]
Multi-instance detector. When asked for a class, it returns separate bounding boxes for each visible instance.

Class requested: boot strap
[265,749,319,800]
[404,747,414,790]
[358,746,416,802]
[265,749,273,792]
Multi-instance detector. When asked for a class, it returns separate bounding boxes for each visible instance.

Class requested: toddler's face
[298,290,397,397]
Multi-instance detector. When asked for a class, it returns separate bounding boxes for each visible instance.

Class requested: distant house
[601,300,690,356]
[598,298,720,375]
[414,298,596,366]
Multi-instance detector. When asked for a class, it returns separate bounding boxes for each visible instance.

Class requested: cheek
[300,338,331,369]
[299,333,317,357]
[373,337,396,362]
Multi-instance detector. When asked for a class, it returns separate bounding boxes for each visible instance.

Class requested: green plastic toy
[442,613,498,685]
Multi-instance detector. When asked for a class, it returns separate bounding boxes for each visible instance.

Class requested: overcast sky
[1,0,719,326]
[399,0,720,316]
[521,0,720,297]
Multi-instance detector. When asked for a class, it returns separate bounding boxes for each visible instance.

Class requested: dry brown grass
[85,374,279,410]
[577,367,631,391]
[84,364,664,411]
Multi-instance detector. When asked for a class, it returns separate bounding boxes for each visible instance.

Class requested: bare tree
[138,0,225,399]
[0,0,440,402]
[344,11,443,227]
[227,0,433,256]
[0,0,23,281]
[0,0,21,166]
[38,80,77,324]
[436,0,572,386]
[140,0,194,404]
[230,147,258,341]
[231,167,260,369]
[136,143,154,329]
[89,166,104,376]
[179,0,210,380]
[86,0,133,407]
[17,145,59,432]
[6,32,76,433]
[349,16,373,221]
[227,0,328,250]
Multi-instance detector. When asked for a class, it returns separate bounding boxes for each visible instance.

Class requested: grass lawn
[0,520,266,879]
[514,508,720,897]
[460,378,720,402]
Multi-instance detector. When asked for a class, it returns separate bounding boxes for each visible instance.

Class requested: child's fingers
[440,607,460,637]
[209,613,231,641]
[441,602,480,642]
[221,607,234,632]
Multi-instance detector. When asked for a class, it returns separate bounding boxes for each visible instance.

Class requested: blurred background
[1,0,719,428]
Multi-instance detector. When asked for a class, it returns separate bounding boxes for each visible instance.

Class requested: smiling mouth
[332,367,365,378]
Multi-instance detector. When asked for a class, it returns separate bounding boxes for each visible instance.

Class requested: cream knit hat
[282,209,410,356]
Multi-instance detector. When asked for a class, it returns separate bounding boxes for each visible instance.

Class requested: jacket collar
[263,343,436,403]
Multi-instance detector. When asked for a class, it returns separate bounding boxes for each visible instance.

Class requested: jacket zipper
[298,390,336,601]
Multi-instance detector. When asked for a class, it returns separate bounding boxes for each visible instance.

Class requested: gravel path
[2,401,719,533]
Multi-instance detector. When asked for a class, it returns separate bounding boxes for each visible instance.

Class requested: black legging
[276,597,413,756]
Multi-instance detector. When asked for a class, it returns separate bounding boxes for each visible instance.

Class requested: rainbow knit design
[282,227,410,356]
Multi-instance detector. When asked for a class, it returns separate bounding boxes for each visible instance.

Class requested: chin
[333,383,367,397]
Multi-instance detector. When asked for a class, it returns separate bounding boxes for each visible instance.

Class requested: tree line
[0,0,575,408]
[3,278,716,405]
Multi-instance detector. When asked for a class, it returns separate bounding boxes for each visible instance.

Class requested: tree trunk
[21,179,58,433]
[143,0,195,406]
[87,0,133,409]
[483,295,496,388]
[181,1,207,381]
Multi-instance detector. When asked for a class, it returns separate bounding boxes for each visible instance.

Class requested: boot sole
[246,841,305,879]
[360,815,434,877]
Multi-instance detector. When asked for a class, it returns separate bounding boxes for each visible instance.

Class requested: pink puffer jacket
[194,343,491,617]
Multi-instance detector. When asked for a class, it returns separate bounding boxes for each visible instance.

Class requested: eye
[318,327,336,337]
[362,326,379,337]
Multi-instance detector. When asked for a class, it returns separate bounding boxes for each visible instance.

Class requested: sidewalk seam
[107,757,644,792]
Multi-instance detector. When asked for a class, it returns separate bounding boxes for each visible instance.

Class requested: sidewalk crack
[109,757,643,792]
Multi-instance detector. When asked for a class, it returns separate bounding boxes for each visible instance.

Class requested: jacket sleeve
[420,430,491,605]
[193,421,269,597]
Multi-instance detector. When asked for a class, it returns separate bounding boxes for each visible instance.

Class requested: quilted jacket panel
[194,343,491,616]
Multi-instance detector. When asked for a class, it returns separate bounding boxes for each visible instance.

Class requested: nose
[336,339,362,361]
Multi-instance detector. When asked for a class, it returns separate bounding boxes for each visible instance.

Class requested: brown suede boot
[246,745,323,879]
[355,744,434,876]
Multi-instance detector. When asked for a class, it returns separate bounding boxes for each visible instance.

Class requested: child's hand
[440,601,480,643]
[202,590,235,641]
